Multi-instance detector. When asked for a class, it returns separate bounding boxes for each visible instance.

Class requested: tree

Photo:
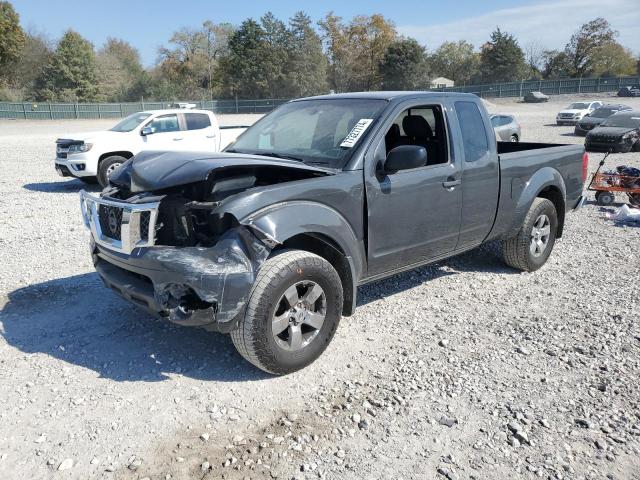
[202,21,234,99]
[319,12,396,92]
[542,50,572,79]
[524,41,545,79]
[0,1,26,81]
[379,38,429,90]
[286,11,327,97]
[590,43,637,77]
[8,29,52,98]
[34,30,99,101]
[564,18,617,77]
[96,38,147,101]
[429,40,479,85]
[478,28,527,83]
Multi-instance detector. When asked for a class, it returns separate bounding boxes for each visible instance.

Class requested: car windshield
[600,114,640,128]
[568,103,589,109]
[110,112,152,132]
[591,108,621,118]
[227,98,388,169]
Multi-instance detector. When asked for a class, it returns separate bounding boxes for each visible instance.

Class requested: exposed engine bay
[87,153,333,331]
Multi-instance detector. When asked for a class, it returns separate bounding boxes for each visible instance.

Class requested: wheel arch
[510,167,567,238]
[241,201,365,317]
[98,151,134,164]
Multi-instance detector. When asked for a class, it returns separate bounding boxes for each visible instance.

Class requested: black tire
[501,198,558,272]
[78,176,98,184]
[231,249,343,375]
[595,191,615,206]
[510,134,519,142]
[97,155,127,187]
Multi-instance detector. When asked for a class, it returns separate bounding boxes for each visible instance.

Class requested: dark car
[524,91,549,103]
[617,86,640,97]
[574,104,632,136]
[585,111,640,152]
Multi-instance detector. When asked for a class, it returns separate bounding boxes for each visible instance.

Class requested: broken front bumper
[81,190,270,332]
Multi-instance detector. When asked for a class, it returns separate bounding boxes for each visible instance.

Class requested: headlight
[621,133,632,142]
[68,143,93,153]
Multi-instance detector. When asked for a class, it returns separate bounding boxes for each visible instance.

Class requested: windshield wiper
[252,151,306,163]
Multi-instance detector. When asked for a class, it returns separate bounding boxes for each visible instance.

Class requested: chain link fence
[2,76,639,120]
[0,98,290,120]
[435,76,640,98]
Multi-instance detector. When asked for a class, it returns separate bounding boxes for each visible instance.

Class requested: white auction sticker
[340,119,374,148]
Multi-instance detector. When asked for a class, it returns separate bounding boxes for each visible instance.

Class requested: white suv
[556,101,603,126]
[54,109,247,186]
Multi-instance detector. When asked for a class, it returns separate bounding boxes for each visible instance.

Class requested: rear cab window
[454,101,489,162]
[184,113,212,130]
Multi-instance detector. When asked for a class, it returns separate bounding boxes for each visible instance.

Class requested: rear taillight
[582,151,589,183]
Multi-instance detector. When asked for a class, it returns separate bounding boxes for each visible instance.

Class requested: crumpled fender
[509,167,566,237]
[240,201,365,281]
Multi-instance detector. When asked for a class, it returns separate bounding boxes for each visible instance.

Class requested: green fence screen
[1,76,639,120]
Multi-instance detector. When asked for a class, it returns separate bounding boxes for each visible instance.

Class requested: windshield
[590,107,622,118]
[227,98,388,168]
[568,103,589,110]
[110,112,152,132]
[600,114,640,128]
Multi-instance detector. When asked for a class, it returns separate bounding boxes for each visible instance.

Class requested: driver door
[364,101,462,277]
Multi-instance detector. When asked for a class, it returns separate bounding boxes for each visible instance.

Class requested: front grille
[98,205,123,240]
[578,124,594,130]
[140,211,151,241]
[560,113,575,119]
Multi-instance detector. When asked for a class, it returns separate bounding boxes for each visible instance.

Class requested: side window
[490,116,500,127]
[383,105,448,165]
[147,114,180,133]
[185,113,211,130]
[455,101,489,162]
[501,116,512,126]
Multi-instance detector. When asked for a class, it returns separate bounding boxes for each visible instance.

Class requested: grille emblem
[108,209,119,234]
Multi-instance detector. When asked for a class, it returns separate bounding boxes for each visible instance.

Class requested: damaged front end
[80,152,331,332]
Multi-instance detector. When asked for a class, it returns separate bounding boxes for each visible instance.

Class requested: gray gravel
[0,99,639,480]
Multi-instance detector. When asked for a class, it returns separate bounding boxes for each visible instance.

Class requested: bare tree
[524,40,545,78]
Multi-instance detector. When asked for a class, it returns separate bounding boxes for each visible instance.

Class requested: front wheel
[501,198,558,272]
[510,134,519,142]
[231,249,343,375]
[97,155,127,187]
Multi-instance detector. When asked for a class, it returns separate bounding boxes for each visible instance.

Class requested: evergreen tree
[286,12,328,97]
[478,28,527,83]
[379,38,429,90]
[34,30,98,101]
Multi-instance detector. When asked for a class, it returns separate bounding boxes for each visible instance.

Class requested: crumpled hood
[587,126,636,138]
[110,150,332,193]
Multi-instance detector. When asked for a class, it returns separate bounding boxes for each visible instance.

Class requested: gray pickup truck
[79,92,587,374]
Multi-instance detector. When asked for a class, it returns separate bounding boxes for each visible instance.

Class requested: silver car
[490,114,521,142]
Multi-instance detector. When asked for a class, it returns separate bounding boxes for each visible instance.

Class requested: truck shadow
[22,180,100,193]
[0,273,270,383]
[357,246,517,306]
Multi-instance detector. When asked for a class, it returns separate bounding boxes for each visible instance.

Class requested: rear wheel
[97,155,127,187]
[595,191,615,206]
[231,249,343,375]
[501,198,558,272]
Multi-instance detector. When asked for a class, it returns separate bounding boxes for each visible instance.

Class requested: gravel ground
[0,98,639,480]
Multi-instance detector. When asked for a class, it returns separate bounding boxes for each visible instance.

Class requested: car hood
[109,150,333,193]
[57,130,127,144]
[578,116,605,126]
[558,109,586,115]
[587,126,635,137]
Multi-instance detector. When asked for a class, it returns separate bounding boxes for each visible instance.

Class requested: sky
[12,0,640,67]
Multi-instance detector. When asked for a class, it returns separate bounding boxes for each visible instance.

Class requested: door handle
[173,137,184,141]
[206,135,216,138]
[442,179,461,188]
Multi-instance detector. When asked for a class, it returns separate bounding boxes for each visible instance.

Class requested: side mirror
[382,145,427,173]
[140,126,154,136]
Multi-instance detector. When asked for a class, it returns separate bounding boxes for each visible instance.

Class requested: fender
[508,166,566,237]
[241,201,364,276]
[239,201,365,315]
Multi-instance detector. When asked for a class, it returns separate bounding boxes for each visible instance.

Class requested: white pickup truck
[55,108,248,186]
